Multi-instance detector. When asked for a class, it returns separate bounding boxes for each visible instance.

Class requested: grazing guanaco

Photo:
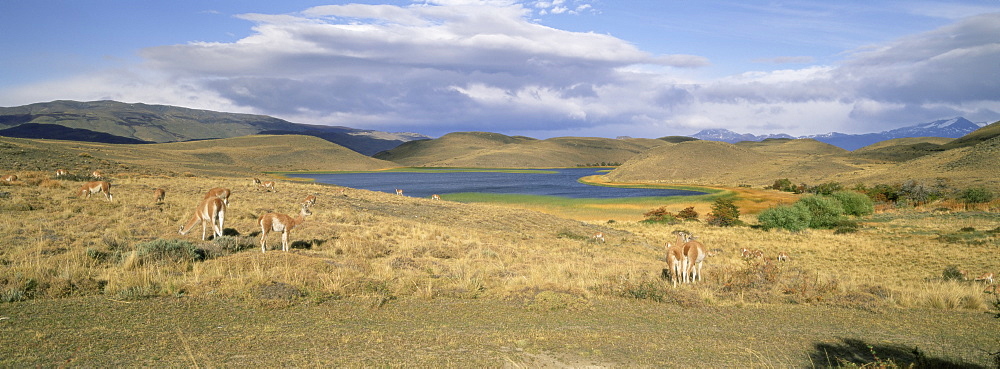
[1,174,17,182]
[203,187,231,206]
[179,197,226,241]
[91,170,103,179]
[258,203,313,253]
[253,178,276,192]
[665,242,685,288]
[153,188,166,204]
[974,272,994,284]
[675,231,705,283]
[301,194,317,207]
[431,194,441,201]
[55,169,68,177]
[78,181,113,201]
[592,232,605,242]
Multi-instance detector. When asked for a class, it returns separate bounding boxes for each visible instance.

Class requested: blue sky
[1,0,998,138]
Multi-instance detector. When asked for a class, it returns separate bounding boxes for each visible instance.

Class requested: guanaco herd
[11,169,317,253]
[175,183,317,253]
[5,170,999,284]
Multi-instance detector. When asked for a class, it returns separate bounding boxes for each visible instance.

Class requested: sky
[1,0,999,139]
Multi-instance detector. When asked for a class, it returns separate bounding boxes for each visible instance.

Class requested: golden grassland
[1,168,998,311]
[1,135,1000,366]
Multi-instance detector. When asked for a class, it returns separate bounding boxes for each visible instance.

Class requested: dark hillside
[0,100,427,155]
[0,123,149,144]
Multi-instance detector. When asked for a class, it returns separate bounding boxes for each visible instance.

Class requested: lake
[285,168,705,199]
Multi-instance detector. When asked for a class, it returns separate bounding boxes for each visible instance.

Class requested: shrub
[797,195,845,229]
[133,239,204,264]
[942,265,966,281]
[808,182,843,196]
[706,198,742,227]
[676,206,699,221]
[758,203,811,232]
[831,191,874,217]
[958,187,994,207]
[642,206,679,224]
[767,178,796,192]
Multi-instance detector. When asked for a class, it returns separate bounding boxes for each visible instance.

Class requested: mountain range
[691,117,985,150]
[0,100,429,155]
[0,100,992,155]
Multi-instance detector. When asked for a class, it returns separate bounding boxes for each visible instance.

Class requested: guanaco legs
[258,203,313,253]
[675,231,706,283]
[665,242,685,287]
[975,273,994,284]
[78,181,113,201]
[179,197,226,241]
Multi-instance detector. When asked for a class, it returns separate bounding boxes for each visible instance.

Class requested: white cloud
[1,3,997,139]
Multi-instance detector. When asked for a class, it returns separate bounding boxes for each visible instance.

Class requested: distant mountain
[690,129,794,143]
[0,100,429,155]
[804,117,982,150]
[691,117,984,151]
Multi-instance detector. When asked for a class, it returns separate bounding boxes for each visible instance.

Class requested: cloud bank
[1,2,998,138]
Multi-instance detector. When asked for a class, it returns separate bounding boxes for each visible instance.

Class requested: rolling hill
[373,132,668,167]
[0,134,397,178]
[0,100,428,155]
[607,123,1000,191]
[606,138,866,187]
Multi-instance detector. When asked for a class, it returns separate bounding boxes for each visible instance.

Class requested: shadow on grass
[810,337,989,368]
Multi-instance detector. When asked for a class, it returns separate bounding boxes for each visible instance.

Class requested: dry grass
[1,140,999,367]
[1,166,997,315]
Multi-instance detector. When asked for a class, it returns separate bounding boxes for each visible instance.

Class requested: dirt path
[2,297,996,367]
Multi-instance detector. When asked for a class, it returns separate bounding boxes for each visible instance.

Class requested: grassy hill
[848,137,953,162]
[606,129,1000,191]
[0,100,299,143]
[0,100,426,155]
[374,132,667,167]
[605,139,863,187]
[0,134,396,178]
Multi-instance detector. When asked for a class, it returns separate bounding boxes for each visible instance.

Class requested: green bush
[808,182,843,196]
[958,187,994,206]
[767,178,796,192]
[758,204,811,232]
[831,191,874,217]
[942,265,966,281]
[798,195,845,229]
[706,198,742,227]
[134,239,204,264]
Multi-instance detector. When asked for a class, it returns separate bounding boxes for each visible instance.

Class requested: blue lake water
[285,168,705,199]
